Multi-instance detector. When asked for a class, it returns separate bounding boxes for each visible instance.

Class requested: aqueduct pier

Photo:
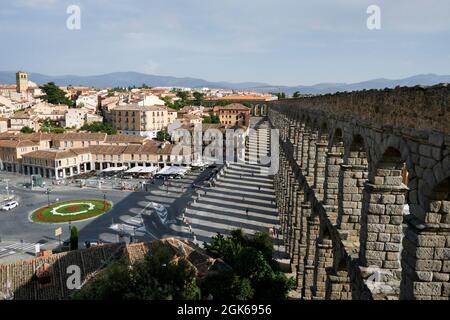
[268,84,450,300]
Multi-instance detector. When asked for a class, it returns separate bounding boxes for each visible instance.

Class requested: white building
[76,95,98,111]
[64,108,103,129]
[137,95,165,107]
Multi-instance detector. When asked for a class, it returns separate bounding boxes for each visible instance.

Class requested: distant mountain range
[251,74,450,95]
[0,71,449,95]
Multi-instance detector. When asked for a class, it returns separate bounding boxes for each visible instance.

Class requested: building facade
[111,105,177,138]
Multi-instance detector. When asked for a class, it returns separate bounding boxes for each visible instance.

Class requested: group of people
[269,226,282,239]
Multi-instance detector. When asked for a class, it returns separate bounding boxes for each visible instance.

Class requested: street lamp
[103,192,107,210]
[45,188,51,208]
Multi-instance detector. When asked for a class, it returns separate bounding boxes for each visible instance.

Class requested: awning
[102,166,128,172]
[156,166,191,175]
[125,166,144,173]
[141,166,159,174]
[125,166,159,174]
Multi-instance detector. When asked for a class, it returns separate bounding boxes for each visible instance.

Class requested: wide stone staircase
[184,120,287,258]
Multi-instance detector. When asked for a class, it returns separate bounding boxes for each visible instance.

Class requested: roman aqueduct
[267,85,449,300]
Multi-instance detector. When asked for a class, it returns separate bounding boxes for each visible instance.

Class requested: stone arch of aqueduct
[267,85,450,300]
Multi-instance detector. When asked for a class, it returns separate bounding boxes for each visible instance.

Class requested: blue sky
[0,0,449,86]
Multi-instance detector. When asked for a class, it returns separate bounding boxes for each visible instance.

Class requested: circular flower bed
[31,199,112,223]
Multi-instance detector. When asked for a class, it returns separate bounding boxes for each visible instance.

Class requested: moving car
[1,201,18,211]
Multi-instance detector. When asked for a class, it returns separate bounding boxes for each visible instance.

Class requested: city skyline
[1,0,449,86]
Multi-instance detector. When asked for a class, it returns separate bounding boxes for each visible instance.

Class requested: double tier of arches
[270,104,450,300]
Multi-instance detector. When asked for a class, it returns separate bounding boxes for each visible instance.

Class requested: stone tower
[16,71,28,93]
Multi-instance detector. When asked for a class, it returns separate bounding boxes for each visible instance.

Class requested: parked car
[84,240,101,248]
[1,201,18,211]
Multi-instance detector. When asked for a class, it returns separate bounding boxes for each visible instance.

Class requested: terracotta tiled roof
[88,145,126,155]
[209,95,270,101]
[10,111,37,120]
[104,135,147,144]
[17,132,54,142]
[0,238,227,300]
[215,103,250,111]
[112,105,168,112]
[22,148,90,160]
[0,140,37,148]
[0,85,16,90]
[53,133,107,141]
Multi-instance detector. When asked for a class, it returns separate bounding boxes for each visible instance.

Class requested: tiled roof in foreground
[0,238,227,300]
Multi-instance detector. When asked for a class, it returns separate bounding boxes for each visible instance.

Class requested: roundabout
[31,199,113,223]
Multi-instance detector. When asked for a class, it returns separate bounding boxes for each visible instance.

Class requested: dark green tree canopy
[40,82,73,106]
[20,126,35,134]
[193,92,205,105]
[74,246,201,300]
[80,122,117,135]
[203,230,295,300]
[202,115,220,124]
[156,130,170,141]
[73,230,294,300]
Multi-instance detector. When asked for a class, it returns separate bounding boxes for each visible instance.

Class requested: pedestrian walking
[246,208,249,218]
[258,186,261,191]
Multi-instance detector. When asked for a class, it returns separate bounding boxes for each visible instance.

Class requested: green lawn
[31,199,112,223]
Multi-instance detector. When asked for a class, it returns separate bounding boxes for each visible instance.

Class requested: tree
[193,92,205,106]
[176,90,189,101]
[70,226,78,251]
[200,271,254,300]
[204,230,295,300]
[74,246,201,300]
[40,82,73,106]
[202,115,220,124]
[292,91,301,98]
[203,116,211,124]
[20,126,35,134]
[156,130,170,141]
[40,119,65,134]
[210,115,220,123]
[80,122,117,135]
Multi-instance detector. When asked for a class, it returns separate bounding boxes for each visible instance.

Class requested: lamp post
[5,179,9,199]
[45,188,51,207]
[103,192,107,210]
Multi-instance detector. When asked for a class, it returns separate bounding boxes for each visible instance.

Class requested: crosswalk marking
[0,241,45,259]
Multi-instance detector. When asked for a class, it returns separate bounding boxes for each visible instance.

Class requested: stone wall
[270,84,450,134]
[269,85,450,300]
